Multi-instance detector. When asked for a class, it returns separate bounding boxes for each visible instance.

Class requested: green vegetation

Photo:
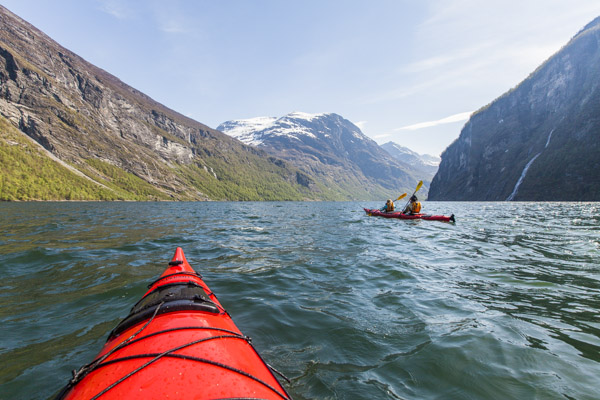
[84,159,173,200]
[0,115,178,201]
[1,113,401,202]
[175,157,310,201]
[0,116,121,201]
[0,114,329,202]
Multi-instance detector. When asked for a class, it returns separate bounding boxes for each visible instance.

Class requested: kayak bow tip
[171,246,187,264]
[165,247,192,273]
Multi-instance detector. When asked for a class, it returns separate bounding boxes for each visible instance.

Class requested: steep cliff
[0,5,316,201]
[429,17,600,201]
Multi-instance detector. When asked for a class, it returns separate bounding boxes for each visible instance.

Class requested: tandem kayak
[55,248,292,400]
[364,208,455,222]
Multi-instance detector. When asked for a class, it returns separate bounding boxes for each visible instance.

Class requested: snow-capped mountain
[380,142,440,181]
[219,112,358,147]
[218,112,423,199]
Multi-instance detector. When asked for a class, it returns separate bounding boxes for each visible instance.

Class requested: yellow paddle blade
[395,193,407,201]
[414,180,423,194]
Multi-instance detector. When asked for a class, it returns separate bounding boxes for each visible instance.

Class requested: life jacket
[412,201,421,213]
[388,202,395,211]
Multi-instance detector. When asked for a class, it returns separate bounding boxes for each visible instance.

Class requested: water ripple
[0,202,599,399]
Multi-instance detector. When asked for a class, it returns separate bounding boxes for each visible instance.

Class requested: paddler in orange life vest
[403,195,422,215]
[380,199,395,213]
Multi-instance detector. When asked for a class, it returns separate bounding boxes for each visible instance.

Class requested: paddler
[380,199,395,213]
[403,195,422,214]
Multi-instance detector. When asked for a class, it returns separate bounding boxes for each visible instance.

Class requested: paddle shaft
[402,180,423,212]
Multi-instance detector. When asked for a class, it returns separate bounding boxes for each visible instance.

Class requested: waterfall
[506,129,555,201]
[545,128,555,148]
[506,153,541,201]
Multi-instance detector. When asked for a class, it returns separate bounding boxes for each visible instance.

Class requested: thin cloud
[149,3,191,35]
[97,0,132,20]
[373,132,392,140]
[159,20,187,34]
[394,111,472,131]
[98,1,187,34]
[354,120,367,131]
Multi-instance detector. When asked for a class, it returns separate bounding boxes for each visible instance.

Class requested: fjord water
[0,202,598,400]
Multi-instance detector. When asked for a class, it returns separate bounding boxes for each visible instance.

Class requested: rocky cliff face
[218,112,422,199]
[0,5,316,201]
[429,17,600,201]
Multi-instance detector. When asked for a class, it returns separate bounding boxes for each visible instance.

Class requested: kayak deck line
[63,300,168,397]
[85,333,288,400]
[55,248,293,400]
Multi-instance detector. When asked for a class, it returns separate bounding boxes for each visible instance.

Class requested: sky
[3,1,600,156]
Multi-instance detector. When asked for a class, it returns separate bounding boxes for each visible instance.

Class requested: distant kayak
[55,247,292,400]
[364,208,455,222]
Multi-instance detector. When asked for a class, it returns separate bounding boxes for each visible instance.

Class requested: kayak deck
[55,248,291,400]
[364,208,455,222]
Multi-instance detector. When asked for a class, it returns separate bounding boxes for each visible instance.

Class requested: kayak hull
[364,208,455,222]
[55,247,291,400]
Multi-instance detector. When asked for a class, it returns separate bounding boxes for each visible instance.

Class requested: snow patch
[220,112,350,144]
[220,116,277,145]
[270,123,316,139]
[286,111,327,121]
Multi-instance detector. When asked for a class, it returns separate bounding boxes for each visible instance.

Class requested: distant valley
[218,112,437,200]
[379,141,439,183]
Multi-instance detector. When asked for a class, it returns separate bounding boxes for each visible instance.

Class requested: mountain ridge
[218,112,424,199]
[380,141,439,183]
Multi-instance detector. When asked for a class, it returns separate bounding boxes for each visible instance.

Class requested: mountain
[218,112,422,199]
[0,5,319,201]
[429,17,600,201]
[380,142,440,182]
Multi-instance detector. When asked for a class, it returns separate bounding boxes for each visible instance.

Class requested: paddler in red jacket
[403,195,422,214]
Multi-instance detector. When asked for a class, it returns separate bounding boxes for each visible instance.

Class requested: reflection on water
[0,201,599,399]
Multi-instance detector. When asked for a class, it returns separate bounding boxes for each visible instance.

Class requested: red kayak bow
[55,248,292,400]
